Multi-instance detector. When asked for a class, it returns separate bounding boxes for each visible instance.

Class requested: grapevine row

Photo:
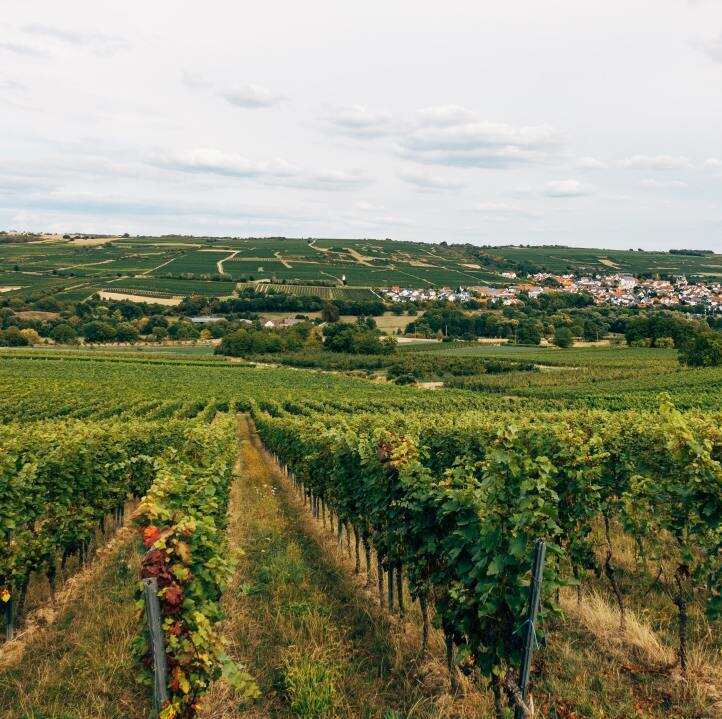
[0,417,192,623]
[252,402,722,714]
[132,412,258,718]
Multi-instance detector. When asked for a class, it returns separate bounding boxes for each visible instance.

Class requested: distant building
[189,316,224,324]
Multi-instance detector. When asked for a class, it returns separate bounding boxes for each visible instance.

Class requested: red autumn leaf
[141,548,172,580]
[164,583,182,607]
[143,525,161,547]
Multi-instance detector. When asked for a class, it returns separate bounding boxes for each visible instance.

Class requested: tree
[323,322,395,354]
[582,316,607,342]
[1,327,29,346]
[153,326,168,341]
[82,321,116,343]
[553,326,574,348]
[115,323,139,343]
[679,330,722,367]
[19,328,41,345]
[516,319,543,345]
[321,302,340,323]
[169,322,200,341]
[49,323,78,344]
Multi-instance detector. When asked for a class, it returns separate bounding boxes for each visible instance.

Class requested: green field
[257,283,379,300]
[487,245,722,277]
[107,276,237,297]
[2,236,720,307]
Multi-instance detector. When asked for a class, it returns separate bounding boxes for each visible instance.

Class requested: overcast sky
[2,0,722,249]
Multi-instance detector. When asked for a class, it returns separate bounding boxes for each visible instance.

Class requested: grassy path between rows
[0,529,150,718]
[200,415,467,719]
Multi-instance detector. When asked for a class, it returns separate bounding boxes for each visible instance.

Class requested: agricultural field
[0,344,720,719]
[3,235,722,310]
[108,277,237,297]
[153,249,235,276]
[256,283,379,301]
[488,245,722,278]
[1,233,722,719]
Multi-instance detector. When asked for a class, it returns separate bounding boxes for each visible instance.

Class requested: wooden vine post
[142,576,169,715]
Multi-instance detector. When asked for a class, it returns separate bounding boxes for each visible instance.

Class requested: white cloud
[221,83,285,109]
[398,120,561,168]
[543,179,592,197]
[148,148,297,178]
[398,168,465,191]
[694,32,722,62]
[640,178,688,189]
[0,41,48,58]
[0,190,325,227]
[146,147,371,191]
[0,79,26,92]
[474,201,539,219]
[21,23,129,56]
[415,105,477,127]
[321,103,562,168]
[286,169,371,191]
[703,158,722,169]
[354,200,385,211]
[618,154,692,170]
[576,156,608,169]
[321,105,397,138]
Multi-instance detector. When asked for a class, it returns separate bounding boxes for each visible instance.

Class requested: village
[382,271,722,312]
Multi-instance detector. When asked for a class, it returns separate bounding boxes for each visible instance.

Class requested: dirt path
[142,254,178,275]
[200,415,476,719]
[274,251,292,268]
[218,251,239,274]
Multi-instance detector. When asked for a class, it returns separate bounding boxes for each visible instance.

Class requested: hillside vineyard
[0,350,720,718]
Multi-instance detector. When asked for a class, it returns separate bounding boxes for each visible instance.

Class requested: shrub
[553,326,574,348]
[679,330,722,367]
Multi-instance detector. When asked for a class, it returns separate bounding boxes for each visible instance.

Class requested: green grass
[0,535,150,719]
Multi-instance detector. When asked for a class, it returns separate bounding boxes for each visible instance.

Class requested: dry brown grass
[561,589,722,716]
[561,589,676,671]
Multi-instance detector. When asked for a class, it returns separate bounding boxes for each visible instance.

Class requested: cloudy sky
[3,0,722,249]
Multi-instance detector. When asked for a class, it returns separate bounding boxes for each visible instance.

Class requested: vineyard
[0,349,720,718]
[255,283,380,301]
